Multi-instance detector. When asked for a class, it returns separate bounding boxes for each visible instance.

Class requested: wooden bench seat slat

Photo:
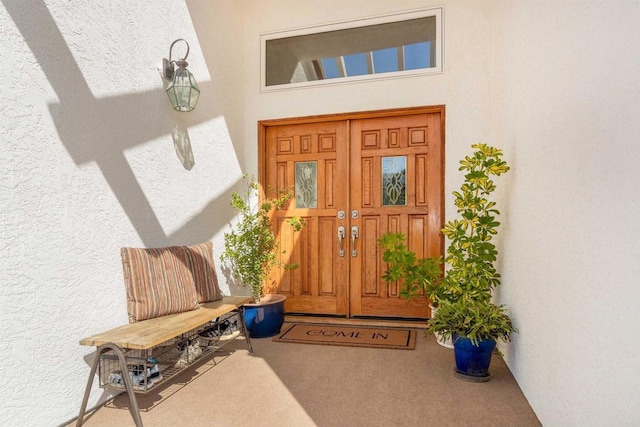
[79,296,252,350]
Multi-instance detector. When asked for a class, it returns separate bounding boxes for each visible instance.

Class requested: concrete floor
[74,327,540,427]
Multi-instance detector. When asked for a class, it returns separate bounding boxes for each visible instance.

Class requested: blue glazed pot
[243,294,286,338]
[453,335,496,377]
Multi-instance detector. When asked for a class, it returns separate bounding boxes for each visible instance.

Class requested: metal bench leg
[237,307,253,353]
[77,343,143,427]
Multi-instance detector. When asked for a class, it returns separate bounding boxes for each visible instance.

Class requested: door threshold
[284,315,427,330]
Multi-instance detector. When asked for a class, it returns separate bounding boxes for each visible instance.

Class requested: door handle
[337,226,346,257]
[351,225,359,257]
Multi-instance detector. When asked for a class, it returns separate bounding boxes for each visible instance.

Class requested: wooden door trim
[259,105,445,127]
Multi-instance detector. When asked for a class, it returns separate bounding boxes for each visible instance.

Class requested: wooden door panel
[350,112,443,318]
[278,216,341,314]
[359,215,381,296]
[264,121,349,316]
[348,212,433,318]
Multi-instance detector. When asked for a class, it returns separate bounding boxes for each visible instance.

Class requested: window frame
[260,7,444,92]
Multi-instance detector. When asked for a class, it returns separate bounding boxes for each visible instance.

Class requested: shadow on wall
[3,0,241,247]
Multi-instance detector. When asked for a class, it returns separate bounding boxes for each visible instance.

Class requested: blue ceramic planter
[453,335,496,379]
[243,294,286,338]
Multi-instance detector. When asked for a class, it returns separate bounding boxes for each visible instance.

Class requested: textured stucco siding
[1,1,245,424]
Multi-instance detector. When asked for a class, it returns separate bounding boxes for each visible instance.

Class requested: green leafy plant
[221,175,303,303]
[427,296,516,346]
[441,143,510,304]
[378,232,445,303]
[435,143,516,345]
[379,143,517,345]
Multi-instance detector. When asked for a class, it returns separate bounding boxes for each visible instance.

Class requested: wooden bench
[76,296,253,427]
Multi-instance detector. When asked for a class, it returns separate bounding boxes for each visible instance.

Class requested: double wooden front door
[259,106,444,319]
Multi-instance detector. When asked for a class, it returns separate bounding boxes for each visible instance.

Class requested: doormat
[273,323,416,350]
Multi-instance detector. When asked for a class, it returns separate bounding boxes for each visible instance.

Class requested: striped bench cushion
[181,241,223,304]
[121,242,222,323]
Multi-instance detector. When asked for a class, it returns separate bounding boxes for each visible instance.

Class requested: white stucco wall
[491,2,640,425]
[3,0,639,425]
[0,1,245,425]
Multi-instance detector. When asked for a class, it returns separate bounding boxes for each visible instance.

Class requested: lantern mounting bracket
[163,39,190,81]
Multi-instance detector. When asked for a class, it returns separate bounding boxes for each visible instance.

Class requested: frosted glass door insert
[295,161,317,208]
[382,156,406,206]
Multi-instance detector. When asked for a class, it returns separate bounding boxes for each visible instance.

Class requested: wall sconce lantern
[163,39,200,112]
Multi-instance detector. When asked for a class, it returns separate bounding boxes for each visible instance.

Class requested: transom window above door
[261,8,443,91]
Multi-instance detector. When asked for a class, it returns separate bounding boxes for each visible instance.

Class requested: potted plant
[378,232,453,348]
[379,144,517,379]
[433,143,517,380]
[427,297,515,380]
[221,175,303,338]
